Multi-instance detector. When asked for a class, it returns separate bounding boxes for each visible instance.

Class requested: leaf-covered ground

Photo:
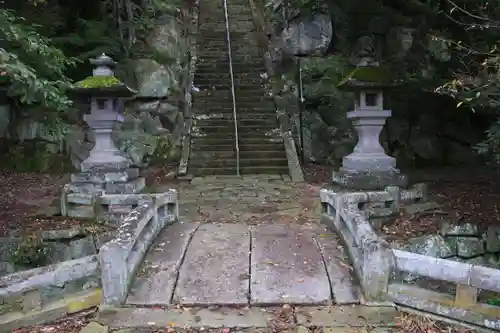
[0,169,85,237]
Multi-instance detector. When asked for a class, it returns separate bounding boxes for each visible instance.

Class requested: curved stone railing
[391,250,500,330]
[320,186,500,330]
[99,190,178,306]
[320,188,400,302]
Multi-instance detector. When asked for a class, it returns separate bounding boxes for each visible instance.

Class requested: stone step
[193,107,276,115]
[189,156,288,168]
[193,81,263,88]
[196,84,264,91]
[194,68,266,75]
[193,102,274,110]
[191,130,279,139]
[197,32,256,39]
[194,80,263,87]
[194,72,264,78]
[191,136,282,146]
[188,165,289,176]
[193,109,276,116]
[194,107,277,118]
[196,55,263,61]
[193,99,272,106]
[196,50,259,55]
[191,142,285,151]
[193,90,268,97]
[198,15,255,22]
[194,118,277,127]
[189,150,286,160]
[195,64,266,71]
[193,124,277,135]
[193,89,266,97]
[194,73,263,79]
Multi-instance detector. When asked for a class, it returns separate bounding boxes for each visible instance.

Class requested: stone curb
[0,289,101,333]
[96,305,399,330]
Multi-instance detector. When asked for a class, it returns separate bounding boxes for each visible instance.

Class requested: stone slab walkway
[154,175,321,224]
[127,222,361,307]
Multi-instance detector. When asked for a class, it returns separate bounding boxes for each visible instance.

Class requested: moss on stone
[75,76,122,89]
[337,66,394,89]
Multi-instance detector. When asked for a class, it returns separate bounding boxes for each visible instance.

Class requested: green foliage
[487,296,500,306]
[51,19,123,63]
[0,9,74,111]
[9,235,49,268]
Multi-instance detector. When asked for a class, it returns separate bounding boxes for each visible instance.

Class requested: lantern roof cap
[71,54,137,97]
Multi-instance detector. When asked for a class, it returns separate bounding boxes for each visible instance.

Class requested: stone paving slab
[314,234,362,305]
[98,307,274,329]
[173,223,251,305]
[295,306,399,327]
[127,222,200,306]
[250,224,332,305]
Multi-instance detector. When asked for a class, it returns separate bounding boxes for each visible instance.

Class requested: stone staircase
[188,0,289,176]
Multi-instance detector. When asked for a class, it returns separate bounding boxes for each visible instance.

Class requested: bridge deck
[127,222,362,306]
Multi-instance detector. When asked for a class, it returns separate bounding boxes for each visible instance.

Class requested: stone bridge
[95,175,400,331]
[127,223,360,307]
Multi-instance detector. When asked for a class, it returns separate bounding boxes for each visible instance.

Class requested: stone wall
[0,255,101,332]
[398,222,500,269]
[0,226,112,277]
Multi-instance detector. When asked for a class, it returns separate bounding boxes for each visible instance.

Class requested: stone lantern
[72,54,133,172]
[61,54,145,220]
[334,55,407,190]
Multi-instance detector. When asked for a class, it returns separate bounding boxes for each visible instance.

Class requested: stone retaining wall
[0,255,101,332]
[0,227,104,277]
[399,222,500,270]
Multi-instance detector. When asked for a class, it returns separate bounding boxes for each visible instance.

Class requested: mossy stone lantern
[334,55,407,190]
[73,54,137,172]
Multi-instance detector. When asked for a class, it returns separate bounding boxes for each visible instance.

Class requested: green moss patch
[75,76,122,89]
[338,65,394,89]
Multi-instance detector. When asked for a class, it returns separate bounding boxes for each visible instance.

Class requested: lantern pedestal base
[61,168,146,222]
[332,167,408,190]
